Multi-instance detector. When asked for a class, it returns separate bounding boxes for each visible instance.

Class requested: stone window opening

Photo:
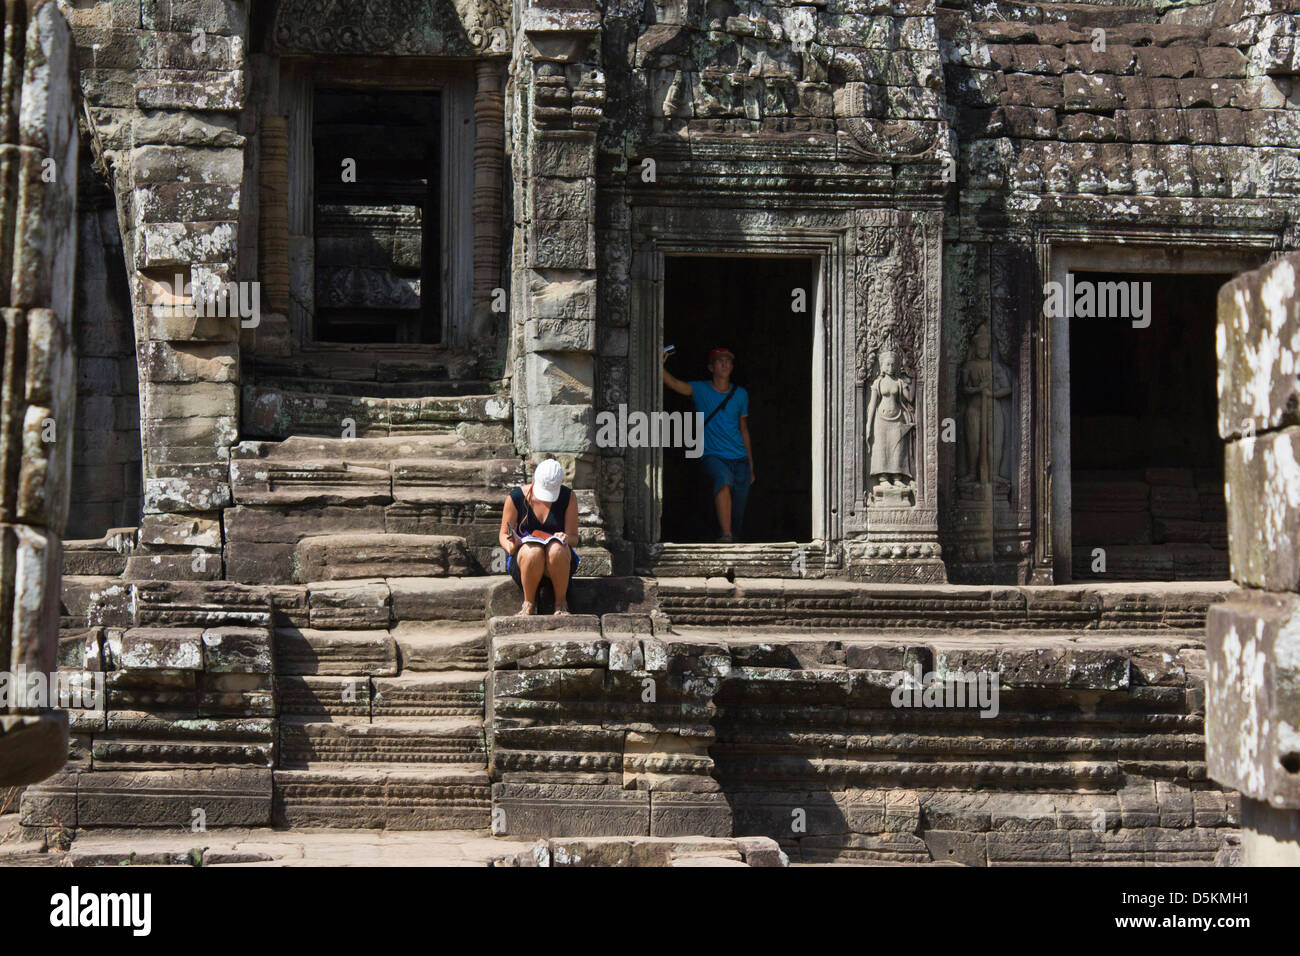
[273,59,478,365]
[312,88,443,344]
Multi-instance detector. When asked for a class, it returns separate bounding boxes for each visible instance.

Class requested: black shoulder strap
[511,487,536,531]
[703,386,737,428]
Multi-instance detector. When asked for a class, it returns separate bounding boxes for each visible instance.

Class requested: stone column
[1206,253,1300,865]
[0,0,77,785]
[61,1,250,579]
[510,0,609,559]
[472,59,505,344]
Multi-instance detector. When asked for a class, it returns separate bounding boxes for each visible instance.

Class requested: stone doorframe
[276,57,487,350]
[626,209,848,554]
[1037,231,1273,583]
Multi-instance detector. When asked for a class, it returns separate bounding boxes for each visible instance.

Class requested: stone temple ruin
[0,0,1298,865]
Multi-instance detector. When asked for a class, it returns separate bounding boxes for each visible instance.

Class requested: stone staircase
[485,577,1243,864]
[225,433,524,584]
[271,577,501,830]
[31,565,1242,865]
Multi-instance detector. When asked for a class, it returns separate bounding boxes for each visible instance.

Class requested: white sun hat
[532,458,565,502]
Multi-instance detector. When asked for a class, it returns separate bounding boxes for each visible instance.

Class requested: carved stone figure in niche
[959,323,1013,496]
[649,0,689,25]
[865,350,915,497]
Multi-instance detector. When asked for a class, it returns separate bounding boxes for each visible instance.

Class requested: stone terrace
[20,575,1242,865]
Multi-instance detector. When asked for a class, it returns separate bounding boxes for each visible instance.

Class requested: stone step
[277,674,376,717]
[246,375,495,399]
[244,384,511,440]
[294,533,478,582]
[274,667,534,717]
[372,673,485,717]
[239,434,516,463]
[389,577,508,623]
[276,627,399,676]
[272,576,642,632]
[263,574,506,634]
[637,543,835,579]
[393,620,489,671]
[272,764,491,830]
[227,506,507,585]
[281,577,512,630]
[279,716,486,766]
[485,575,658,617]
[245,344,488,391]
[230,439,523,508]
[655,578,1236,630]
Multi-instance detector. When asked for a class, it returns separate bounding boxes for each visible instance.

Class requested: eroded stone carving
[959,324,1013,497]
[273,0,511,56]
[865,350,915,503]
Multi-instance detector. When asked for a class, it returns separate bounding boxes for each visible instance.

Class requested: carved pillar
[1030,239,1055,584]
[116,1,249,581]
[0,0,76,785]
[512,1,603,457]
[472,60,505,344]
[848,209,946,583]
[1206,252,1300,865]
[258,116,290,313]
[506,0,611,567]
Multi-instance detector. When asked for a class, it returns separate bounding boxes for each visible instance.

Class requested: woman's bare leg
[516,546,545,614]
[545,541,572,613]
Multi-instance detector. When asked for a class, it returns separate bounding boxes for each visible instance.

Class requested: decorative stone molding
[272,0,512,56]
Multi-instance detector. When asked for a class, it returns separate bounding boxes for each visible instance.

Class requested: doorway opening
[1069,271,1229,581]
[661,255,815,543]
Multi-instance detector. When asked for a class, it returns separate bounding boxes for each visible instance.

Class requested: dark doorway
[1069,272,1229,580]
[661,256,814,543]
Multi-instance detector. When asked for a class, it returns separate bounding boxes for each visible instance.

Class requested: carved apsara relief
[958,323,1014,497]
[855,210,929,506]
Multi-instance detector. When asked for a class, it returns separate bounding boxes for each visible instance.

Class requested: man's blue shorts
[701,455,750,496]
[700,455,751,537]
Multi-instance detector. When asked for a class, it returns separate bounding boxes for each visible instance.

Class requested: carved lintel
[272,0,513,56]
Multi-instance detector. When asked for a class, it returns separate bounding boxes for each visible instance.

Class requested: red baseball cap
[708,347,735,362]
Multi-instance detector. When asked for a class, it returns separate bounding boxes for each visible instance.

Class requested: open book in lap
[510,524,562,547]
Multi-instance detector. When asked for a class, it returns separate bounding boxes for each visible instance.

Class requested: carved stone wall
[599,0,951,579]
[0,0,78,786]
[939,0,1300,583]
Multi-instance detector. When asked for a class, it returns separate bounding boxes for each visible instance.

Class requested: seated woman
[498,458,580,616]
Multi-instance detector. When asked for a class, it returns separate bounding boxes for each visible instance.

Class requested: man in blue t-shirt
[663,347,754,542]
